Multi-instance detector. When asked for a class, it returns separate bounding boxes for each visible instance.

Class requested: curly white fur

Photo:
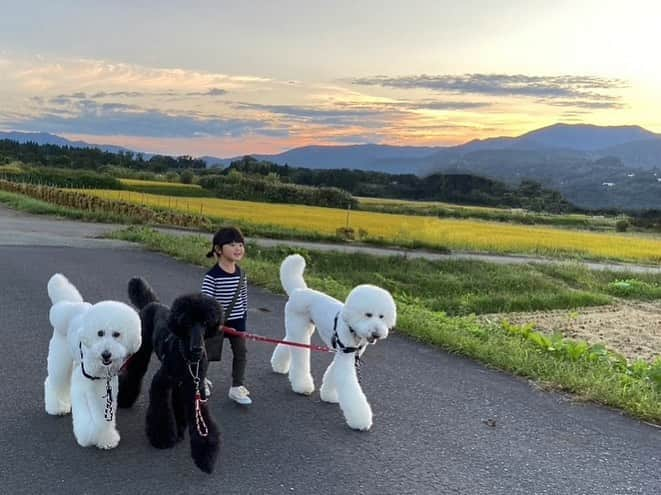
[45,273,141,449]
[271,254,396,431]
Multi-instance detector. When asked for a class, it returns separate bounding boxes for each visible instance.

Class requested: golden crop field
[357,196,504,212]
[119,178,204,189]
[357,195,615,226]
[80,189,661,263]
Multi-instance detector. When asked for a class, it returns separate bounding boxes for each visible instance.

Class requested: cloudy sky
[1,0,660,157]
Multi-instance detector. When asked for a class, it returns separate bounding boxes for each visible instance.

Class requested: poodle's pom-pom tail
[128,277,159,310]
[47,273,83,305]
[280,254,308,296]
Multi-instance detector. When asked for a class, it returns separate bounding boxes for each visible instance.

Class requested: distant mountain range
[214,123,661,209]
[0,131,134,155]
[213,123,661,174]
[4,124,661,209]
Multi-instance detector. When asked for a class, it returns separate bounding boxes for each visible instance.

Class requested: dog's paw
[191,433,221,474]
[345,415,373,431]
[44,383,71,415]
[148,432,178,449]
[320,386,339,403]
[95,428,120,450]
[343,402,373,431]
[45,399,71,416]
[271,360,290,374]
[290,374,315,395]
[270,350,290,374]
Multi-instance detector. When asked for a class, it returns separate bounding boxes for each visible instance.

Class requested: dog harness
[331,313,365,382]
[78,342,115,422]
[331,313,364,353]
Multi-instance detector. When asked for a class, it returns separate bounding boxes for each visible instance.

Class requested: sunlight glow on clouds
[0,53,657,157]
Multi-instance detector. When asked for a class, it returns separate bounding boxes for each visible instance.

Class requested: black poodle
[118,277,224,474]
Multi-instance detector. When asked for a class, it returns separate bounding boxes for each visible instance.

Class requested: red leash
[221,326,333,353]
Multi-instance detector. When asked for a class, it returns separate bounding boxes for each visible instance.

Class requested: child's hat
[206,227,245,258]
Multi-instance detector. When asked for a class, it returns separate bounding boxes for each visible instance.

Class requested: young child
[201,226,251,405]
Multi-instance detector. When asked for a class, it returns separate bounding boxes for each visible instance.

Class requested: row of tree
[199,172,355,209]
[225,156,576,213]
[0,140,206,173]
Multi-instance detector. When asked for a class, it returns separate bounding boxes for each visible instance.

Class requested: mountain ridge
[4,124,661,209]
[5,123,661,171]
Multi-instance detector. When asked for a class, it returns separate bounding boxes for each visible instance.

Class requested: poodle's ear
[78,323,93,348]
[168,297,192,337]
[201,295,224,338]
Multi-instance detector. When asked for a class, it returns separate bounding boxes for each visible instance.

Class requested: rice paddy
[80,188,661,263]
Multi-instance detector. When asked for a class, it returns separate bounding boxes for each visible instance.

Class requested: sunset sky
[1,0,660,157]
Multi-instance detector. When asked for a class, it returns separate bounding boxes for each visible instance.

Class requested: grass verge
[108,226,661,424]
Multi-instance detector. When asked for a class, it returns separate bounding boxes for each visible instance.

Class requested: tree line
[0,139,206,172]
[225,156,576,213]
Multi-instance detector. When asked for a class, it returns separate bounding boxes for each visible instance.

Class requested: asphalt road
[0,207,659,495]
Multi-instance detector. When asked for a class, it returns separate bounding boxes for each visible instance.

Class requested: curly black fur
[119,277,224,474]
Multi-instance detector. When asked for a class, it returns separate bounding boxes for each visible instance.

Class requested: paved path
[0,205,659,494]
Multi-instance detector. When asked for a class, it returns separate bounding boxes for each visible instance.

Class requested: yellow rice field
[357,195,504,212]
[118,178,204,189]
[118,179,201,189]
[83,189,661,263]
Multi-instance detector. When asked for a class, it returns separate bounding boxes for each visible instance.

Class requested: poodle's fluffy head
[79,301,142,376]
[168,294,223,361]
[341,284,397,344]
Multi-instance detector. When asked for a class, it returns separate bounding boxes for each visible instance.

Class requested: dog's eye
[365,312,373,318]
[112,331,120,338]
[379,314,384,319]
[97,330,105,337]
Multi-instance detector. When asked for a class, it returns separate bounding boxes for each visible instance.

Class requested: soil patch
[479,300,661,363]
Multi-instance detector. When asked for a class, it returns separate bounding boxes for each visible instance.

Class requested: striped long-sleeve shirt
[201,265,248,322]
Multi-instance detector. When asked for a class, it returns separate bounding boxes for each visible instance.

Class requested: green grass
[108,226,661,424]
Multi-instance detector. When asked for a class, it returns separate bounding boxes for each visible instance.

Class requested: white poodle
[44,273,141,449]
[271,254,396,431]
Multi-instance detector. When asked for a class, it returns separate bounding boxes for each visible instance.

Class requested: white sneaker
[228,386,252,405]
[204,378,213,397]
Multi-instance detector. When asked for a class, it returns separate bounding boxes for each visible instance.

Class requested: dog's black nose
[371,332,380,340]
[101,350,112,360]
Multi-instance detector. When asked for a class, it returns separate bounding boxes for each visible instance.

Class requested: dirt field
[480,300,661,363]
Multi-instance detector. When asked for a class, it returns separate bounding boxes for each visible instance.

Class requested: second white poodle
[271,254,396,431]
[45,273,141,449]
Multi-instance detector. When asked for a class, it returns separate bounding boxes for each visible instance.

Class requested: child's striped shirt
[201,265,247,321]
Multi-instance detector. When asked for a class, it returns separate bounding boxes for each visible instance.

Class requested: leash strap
[78,343,115,422]
[187,361,209,437]
[103,376,114,422]
[222,326,334,353]
[224,269,246,323]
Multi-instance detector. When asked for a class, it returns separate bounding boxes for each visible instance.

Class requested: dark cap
[206,226,245,258]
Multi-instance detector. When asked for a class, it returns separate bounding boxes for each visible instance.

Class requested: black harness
[78,342,115,422]
[331,313,364,382]
[79,342,102,380]
[331,313,364,354]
